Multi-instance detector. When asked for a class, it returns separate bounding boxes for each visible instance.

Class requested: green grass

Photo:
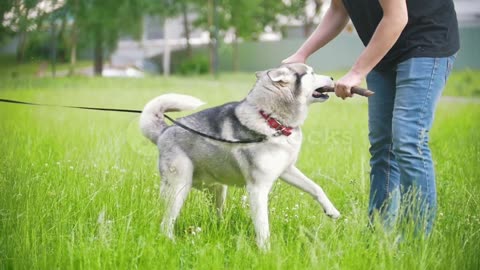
[0,72,479,270]
[442,69,480,97]
[0,55,91,79]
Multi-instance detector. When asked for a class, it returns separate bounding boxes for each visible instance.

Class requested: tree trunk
[50,19,57,77]
[14,0,27,63]
[232,32,239,72]
[57,14,67,61]
[213,0,219,76]
[181,0,192,59]
[162,19,171,77]
[207,0,214,75]
[93,27,103,76]
[69,0,79,76]
[304,0,323,38]
[16,31,27,63]
[69,19,77,76]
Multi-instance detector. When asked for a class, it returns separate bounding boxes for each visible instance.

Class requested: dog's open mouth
[312,87,329,99]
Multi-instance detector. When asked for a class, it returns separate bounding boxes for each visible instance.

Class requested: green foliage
[285,0,315,20]
[193,0,290,41]
[18,29,70,61]
[73,0,142,51]
[2,0,43,31]
[223,0,264,39]
[0,73,479,269]
[0,54,90,78]
[178,54,209,75]
[143,0,181,17]
[443,69,480,97]
[0,0,15,42]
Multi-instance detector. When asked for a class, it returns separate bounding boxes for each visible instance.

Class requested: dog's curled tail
[140,94,205,144]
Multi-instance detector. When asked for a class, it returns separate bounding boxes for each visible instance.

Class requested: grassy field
[0,69,479,269]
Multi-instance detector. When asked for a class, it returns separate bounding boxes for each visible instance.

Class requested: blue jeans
[366,56,455,235]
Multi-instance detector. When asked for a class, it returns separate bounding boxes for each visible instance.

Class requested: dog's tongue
[313,90,329,99]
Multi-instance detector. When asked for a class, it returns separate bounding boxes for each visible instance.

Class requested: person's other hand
[281,53,307,64]
[335,70,364,100]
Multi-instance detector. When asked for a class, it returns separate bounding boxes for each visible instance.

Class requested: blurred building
[111,15,209,69]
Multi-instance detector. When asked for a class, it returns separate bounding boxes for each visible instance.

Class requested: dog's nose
[330,77,334,81]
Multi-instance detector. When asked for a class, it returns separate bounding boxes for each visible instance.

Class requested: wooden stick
[320,86,375,97]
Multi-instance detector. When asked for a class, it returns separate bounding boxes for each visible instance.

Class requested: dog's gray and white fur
[140,63,340,249]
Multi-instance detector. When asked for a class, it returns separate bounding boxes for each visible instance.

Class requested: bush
[24,30,68,62]
[177,55,209,75]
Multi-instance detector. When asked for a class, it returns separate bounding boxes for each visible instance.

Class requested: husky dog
[140,63,340,249]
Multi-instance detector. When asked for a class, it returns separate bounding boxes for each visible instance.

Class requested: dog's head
[256,63,333,105]
[247,63,334,125]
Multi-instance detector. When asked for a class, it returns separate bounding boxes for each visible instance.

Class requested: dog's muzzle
[312,87,330,99]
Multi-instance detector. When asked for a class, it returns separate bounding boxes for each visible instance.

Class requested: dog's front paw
[160,221,175,240]
[324,207,341,219]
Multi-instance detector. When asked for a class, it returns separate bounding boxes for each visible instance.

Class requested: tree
[0,0,15,44]
[223,0,260,71]
[74,0,144,76]
[190,0,222,74]
[143,0,186,76]
[194,0,287,72]
[64,0,79,76]
[179,0,192,59]
[285,0,323,37]
[2,0,47,63]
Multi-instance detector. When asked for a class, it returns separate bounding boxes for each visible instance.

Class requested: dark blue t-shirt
[342,0,460,70]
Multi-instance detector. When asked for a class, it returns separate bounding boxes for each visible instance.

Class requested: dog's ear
[255,70,266,79]
[267,67,292,83]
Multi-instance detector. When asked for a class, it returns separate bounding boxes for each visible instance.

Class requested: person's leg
[366,69,401,230]
[393,56,455,235]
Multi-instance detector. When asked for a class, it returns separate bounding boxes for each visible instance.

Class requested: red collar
[259,110,293,136]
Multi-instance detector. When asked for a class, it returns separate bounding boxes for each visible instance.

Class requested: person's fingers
[346,87,353,98]
[334,84,345,98]
[282,55,295,64]
[334,85,340,97]
[335,84,353,99]
[281,54,305,64]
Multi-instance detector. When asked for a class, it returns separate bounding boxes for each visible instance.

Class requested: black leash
[0,98,264,144]
[0,98,143,113]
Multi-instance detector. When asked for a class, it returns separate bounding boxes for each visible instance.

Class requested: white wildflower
[241,195,248,208]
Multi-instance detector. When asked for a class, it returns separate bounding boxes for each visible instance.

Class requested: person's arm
[282,0,350,64]
[335,0,408,99]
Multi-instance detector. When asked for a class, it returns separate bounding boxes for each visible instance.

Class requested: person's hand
[335,70,364,100]
[281,53,307,64]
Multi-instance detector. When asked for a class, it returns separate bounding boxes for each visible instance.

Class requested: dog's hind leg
[280,166,340,219]
[208,184,228,219]
[159,154,194,239]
